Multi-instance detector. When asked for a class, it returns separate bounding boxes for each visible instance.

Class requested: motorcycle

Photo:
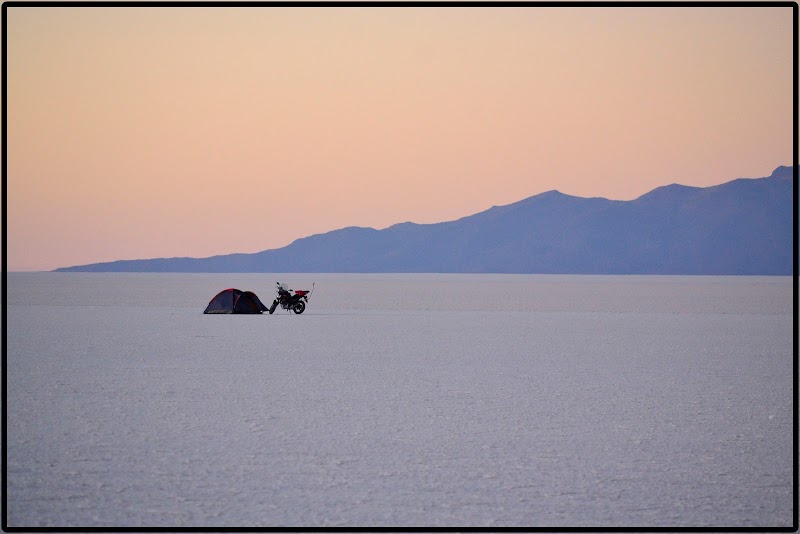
[268,282,314,315]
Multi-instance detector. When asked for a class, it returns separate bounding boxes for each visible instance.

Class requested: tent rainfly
[204,288,269,314]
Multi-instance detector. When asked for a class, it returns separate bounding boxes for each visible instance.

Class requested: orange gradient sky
[6,5,794,271]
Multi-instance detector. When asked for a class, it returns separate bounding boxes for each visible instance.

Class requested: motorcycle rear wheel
[292,301,306,314]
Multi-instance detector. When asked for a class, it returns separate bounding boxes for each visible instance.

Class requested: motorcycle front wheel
[292,301,306,314]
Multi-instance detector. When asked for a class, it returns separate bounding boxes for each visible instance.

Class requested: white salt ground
[5,273,794,528]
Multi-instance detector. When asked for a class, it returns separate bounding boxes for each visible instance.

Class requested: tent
[204,288,269,314]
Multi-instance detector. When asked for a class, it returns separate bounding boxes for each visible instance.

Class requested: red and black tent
[204,288,269,314]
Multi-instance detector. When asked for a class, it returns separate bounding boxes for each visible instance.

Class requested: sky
[6,5,795,271]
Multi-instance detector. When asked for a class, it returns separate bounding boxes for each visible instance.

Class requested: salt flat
[5,273,794,527]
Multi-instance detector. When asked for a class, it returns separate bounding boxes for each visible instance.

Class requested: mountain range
[55,166,794,275]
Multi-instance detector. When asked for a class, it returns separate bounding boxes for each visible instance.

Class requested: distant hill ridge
[55,166,794,274]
